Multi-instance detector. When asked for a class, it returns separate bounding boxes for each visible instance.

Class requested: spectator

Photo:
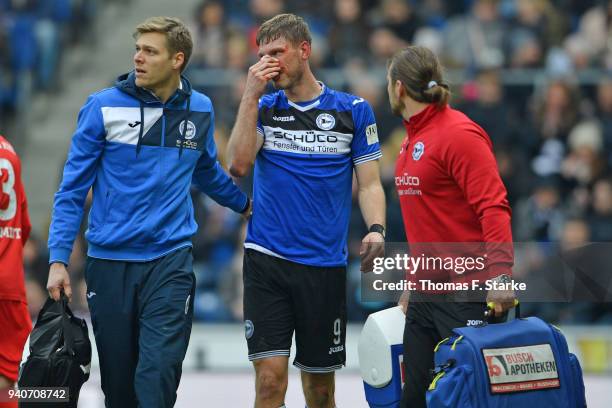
[371,0,422,44]
[442,0,507,70]
[189,1,230,69]
[561,120,606,186]
[596,78,612,165]
[459,69,518,147]
[326,0,371,67]
[513,177,565,241]
[587,178,612,241]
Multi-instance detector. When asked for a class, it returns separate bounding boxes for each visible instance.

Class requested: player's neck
[147,74,181,103]
[284,70,321,103]
[402,99,430,122]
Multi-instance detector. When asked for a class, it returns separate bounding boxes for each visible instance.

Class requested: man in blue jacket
[46,16,250,407]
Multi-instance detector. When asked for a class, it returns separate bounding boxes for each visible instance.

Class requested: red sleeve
[20,180,31,245]
[443,123,514,278]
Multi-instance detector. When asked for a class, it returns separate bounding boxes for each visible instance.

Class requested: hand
[485,288,516,318]
[398,290,409,315]
[47,262,72,302]
[359,231,385,273]
[244,56,281,99]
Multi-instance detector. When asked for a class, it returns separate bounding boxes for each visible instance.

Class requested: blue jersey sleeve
[192,107,249,213]
[350,99,382,165]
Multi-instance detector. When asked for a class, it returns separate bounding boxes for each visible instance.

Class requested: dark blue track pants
[85,247,195,408]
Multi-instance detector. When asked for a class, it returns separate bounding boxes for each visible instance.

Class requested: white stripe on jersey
[353,151,382,165]
[262,126,352,156]
[244,243,288,260]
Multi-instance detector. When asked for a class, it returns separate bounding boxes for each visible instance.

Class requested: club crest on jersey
[412,142,425,161]
[316,113,335,130]
[245,320,254,340]
[179,120,196,140]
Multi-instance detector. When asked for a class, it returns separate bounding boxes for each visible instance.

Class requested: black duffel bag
[18,296,92,407]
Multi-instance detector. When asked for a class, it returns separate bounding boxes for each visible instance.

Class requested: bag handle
[484,299,520,322]
[60,294,76,356]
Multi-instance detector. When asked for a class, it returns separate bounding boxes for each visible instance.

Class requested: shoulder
[438,106,491,146]
[88,87,135,108]
[0,136,17,158]
[189,89,214,112]
[326,88,372,113]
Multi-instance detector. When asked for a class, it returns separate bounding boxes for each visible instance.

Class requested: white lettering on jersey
[0,227,22,239]
[262,126,352,155]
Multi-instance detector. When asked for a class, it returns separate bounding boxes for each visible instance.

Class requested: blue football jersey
[245,84,382,267]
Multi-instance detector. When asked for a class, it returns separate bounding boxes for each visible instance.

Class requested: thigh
[0,301,31,383]
[85,257,139,406]
[292,265,346,373]
[243,249,295,361]
[137,247,195,361]
[431,301,488,338]
[136,247,195,407]
[401,302,438,408]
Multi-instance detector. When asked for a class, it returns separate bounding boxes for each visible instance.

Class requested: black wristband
[368,223,385,238]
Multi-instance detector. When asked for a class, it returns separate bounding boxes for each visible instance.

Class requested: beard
[390,97,404,116]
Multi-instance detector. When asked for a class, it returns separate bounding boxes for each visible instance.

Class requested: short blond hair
[134,16,193,72]
[256,13,311,47]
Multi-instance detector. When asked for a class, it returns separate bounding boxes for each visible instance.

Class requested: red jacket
[0,135,30,302]
[394,104,513,285]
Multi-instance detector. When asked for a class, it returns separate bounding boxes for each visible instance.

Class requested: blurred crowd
[14,0,612,324]
[0,0,105,126]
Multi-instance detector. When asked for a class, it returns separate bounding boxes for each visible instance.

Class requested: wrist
[487,264,512,280]
[240,197,252,217]
[368,223,385,239]
[488,273,511,285]
[242,90,262,103]
[49,247,71,266]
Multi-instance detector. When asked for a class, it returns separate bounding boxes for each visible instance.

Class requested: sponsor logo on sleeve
[366,124,378,145]
[482,344,560,394]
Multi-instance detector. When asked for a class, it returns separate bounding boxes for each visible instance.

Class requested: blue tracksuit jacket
[48,72,248,264]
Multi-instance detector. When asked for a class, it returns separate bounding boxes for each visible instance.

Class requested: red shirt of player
[0,135,31,302]
[394,104,513,285]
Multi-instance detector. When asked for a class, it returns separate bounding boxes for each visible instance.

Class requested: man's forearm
[227,94,260,177]
[358,183,386,228]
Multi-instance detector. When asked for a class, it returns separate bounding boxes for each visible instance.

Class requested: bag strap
[60,295,76,356]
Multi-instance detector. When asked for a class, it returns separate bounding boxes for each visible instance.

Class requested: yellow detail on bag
[434,337,449,353]
[451,336,464,350]
[428,371,446,391]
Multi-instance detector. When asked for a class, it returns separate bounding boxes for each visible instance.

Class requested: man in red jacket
[0,135,32,408]
[386,47,516,408]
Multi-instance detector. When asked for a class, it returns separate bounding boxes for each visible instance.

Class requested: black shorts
[243,248,347,373]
